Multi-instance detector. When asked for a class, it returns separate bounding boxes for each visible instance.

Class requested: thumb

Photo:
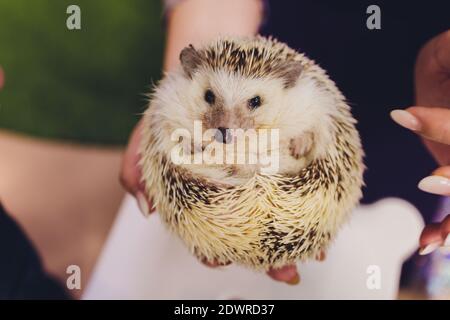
[390,107,450,145]
[120,119,155,217]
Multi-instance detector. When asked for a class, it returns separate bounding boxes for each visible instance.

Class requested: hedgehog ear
[180,45,203,78]
[278,60,303,89]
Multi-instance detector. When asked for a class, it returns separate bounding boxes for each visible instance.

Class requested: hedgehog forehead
[204,70,281,105]
[200,39,298,80]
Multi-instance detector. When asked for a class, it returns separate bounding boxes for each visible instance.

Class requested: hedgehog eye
[204,89,215,105]
[248,96,262,109]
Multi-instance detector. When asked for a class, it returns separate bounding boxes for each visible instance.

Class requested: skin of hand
[120,0,305,285]
[390,30,450,255]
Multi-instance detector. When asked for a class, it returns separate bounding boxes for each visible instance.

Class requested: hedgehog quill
[140,36,364,271]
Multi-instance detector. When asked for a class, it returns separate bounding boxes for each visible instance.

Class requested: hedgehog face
[152,38,341,183]
[196,71,283,133]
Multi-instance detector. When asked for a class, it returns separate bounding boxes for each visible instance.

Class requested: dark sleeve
[0,204,70,300]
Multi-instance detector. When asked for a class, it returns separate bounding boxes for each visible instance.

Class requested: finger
[267,265,300,285]
[433,166,450,179]
[418,166,450,196]
[390,107,450,145]
[440,215,450,247]
[433,30,450,71]
[120,119,144,194]
[120,119,155,216]
[418,173,450,196]
[422,139,450,166]
[419,223,443,255]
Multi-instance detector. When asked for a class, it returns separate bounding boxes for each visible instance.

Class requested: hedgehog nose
[215,127,231,144]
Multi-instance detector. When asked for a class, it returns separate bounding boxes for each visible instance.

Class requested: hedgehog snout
[215,127,232,144]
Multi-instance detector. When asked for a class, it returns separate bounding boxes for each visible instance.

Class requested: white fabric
[84,195,423,299]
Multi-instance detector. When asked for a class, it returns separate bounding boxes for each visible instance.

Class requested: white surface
[83,195,423,299]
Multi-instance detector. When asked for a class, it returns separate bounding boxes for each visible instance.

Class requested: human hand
[414,30,450,166]
[119,119,154,217]
[391,107,450,254]
[390,30,450,255]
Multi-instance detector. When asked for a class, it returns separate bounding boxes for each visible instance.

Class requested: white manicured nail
[390,109,421,131]
[136,192,150,217]
[443,234,450,247]
[419,242,440,255]
[418,176,450,196]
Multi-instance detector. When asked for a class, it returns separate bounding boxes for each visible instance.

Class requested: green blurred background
[0,0,165,145]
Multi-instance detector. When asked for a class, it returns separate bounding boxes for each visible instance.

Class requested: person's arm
[121,0,302,285]
[164,0,264,71]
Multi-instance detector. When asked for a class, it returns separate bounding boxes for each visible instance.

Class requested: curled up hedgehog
[139,36,364,271]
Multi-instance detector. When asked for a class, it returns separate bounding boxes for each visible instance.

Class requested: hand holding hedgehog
[125,36,364,281]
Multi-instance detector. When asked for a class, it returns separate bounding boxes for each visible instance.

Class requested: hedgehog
[139,36,364,271]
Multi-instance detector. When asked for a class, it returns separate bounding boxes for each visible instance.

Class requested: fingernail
[419,242,440,255]
[136,192,150,217]
[390,109,421,131]
[418,175,450,196]
[443,234,450,247]
[286,274,300,285]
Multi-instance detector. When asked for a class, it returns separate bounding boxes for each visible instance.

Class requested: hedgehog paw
[289,132,314,160]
